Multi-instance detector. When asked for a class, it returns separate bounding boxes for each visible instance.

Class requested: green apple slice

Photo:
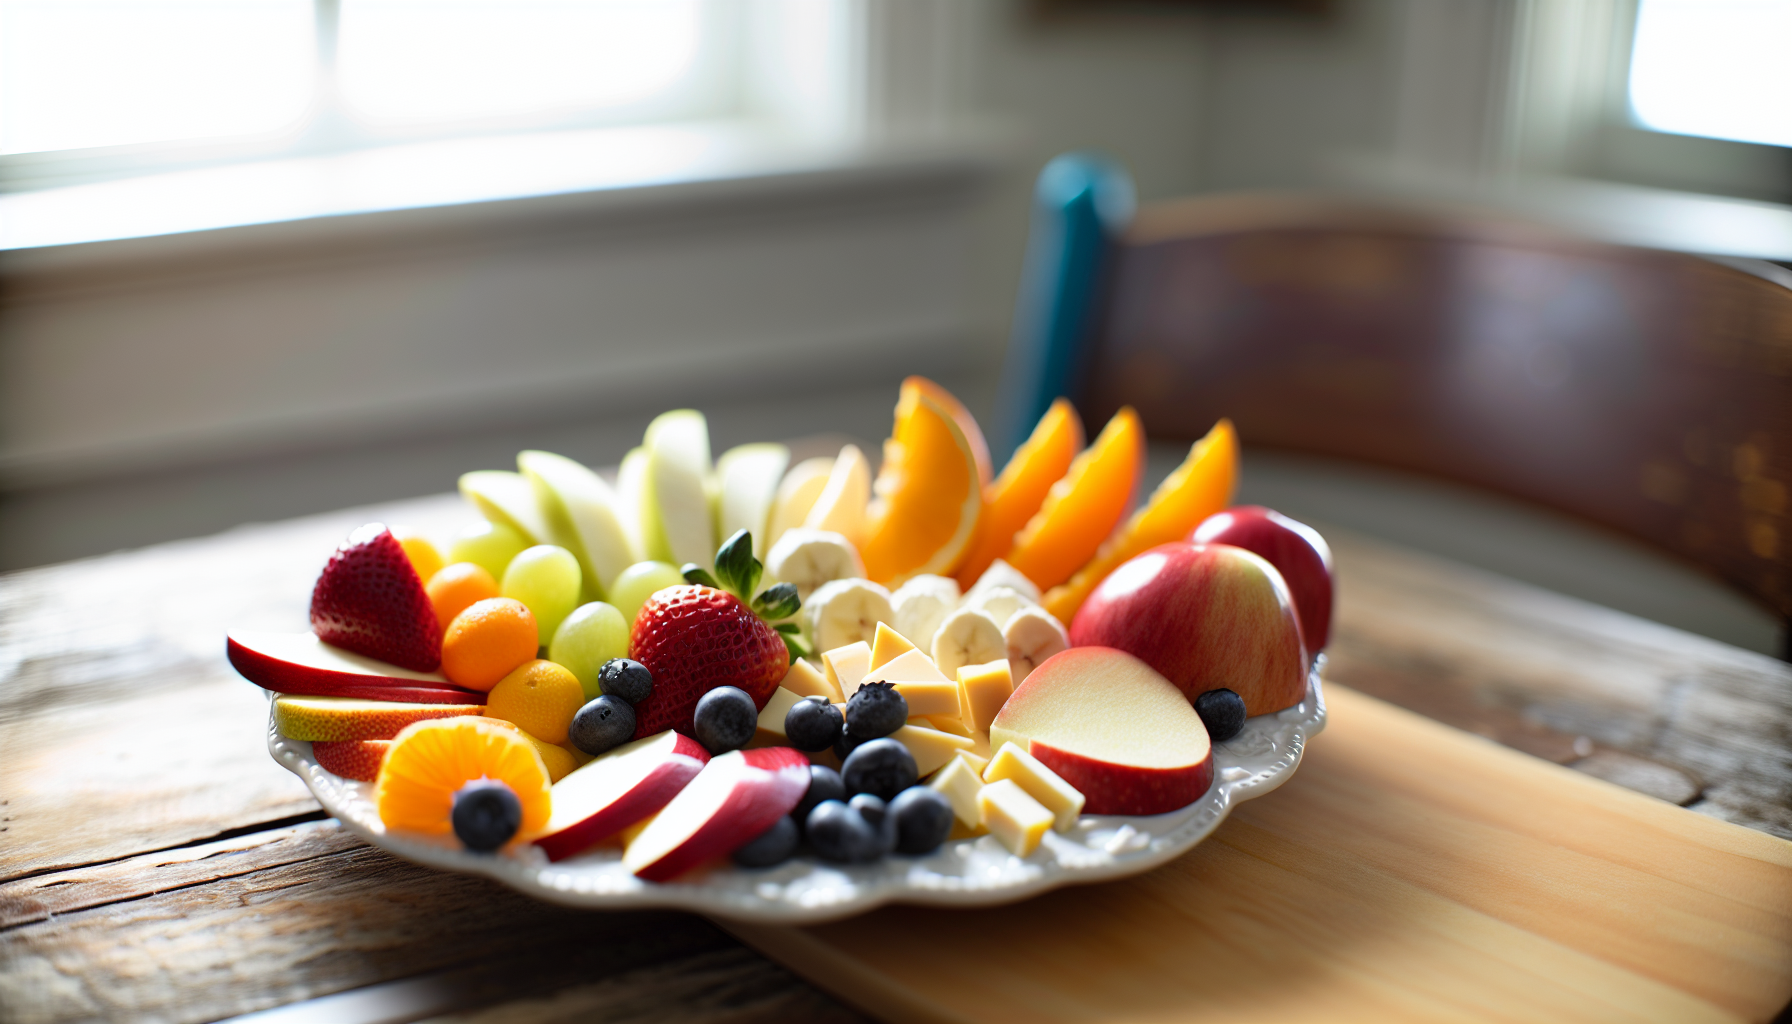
[518,450,639,601]
[458,470,549,545]
[643,409,716,571]
[715,442,790,559]
[616,446,649,562]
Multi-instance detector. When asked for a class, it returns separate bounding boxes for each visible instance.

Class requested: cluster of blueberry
[734,682,954,867]
[566,659,656,755]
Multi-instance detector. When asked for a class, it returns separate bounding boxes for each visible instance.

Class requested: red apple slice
[311,739,390,782]
[228,631,484,705]
[990,647,1213,816]
[533,730,711,863]
[623,746,810,882]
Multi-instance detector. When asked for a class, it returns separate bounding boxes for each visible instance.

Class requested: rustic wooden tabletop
[2,491,1789,1023]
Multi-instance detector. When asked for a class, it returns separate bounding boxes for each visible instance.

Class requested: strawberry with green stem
[627,530,804,739]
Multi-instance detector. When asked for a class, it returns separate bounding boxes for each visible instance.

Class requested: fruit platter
[233,377,1333,923]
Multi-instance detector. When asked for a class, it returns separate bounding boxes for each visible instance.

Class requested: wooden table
[3,492,1790,1023]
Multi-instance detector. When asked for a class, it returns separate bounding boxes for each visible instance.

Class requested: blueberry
[568,694,636,755]
[889,786,953,855]
[848,793,898,854]
[693,686,757,753]
[784,696,843,752]
[841,737,918,800]
[833,728,866,762]
[791,765,845,827]
[804,800,886,863]
[1194,687,1247,743]
[732,815,800,868]
[598,658,654,706]
[450,778,521,853]
[845,681,908,740]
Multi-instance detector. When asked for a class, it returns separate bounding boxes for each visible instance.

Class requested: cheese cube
[952,748,990,776]
[928,755,986,832]
[893,681,960,718]
[978,778,1053,856]
[957,660,1013,731]
[869,621,916,670]
[892,723,975,778]
[751,687,807,746]
[922,713,972,738]
[780,658,842,703]
[863,648,951,685]
[821,642,872,699]
[983,744,1085,831]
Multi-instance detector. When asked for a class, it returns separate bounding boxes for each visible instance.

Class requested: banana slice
[932,607,1007,680]
[807,578,895,654]
[765,528,865,601]
[966,558,1041,605]
[891,574,961,652]
[964,585,1037,630]
[1004,606,1069,684]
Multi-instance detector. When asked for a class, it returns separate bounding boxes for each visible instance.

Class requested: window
[0,0,731,189]
[1628,0,1792,149]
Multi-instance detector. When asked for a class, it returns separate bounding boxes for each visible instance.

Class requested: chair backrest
[997,160,1792,632]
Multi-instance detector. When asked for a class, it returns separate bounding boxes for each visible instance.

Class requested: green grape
[501,545,582,647]
[449,520,529,582]
[608,560,685,628]
[550,602,630,701]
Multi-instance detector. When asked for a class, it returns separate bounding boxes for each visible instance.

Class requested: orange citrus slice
[1043,418,1239,623]
[1004,407,1145,591]
[860,380,985,585]
[375,717,551,839]
[908,376,993,488]
[955,398,1084,589]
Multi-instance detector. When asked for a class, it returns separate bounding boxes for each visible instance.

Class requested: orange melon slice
[1043,418,1240,623]
[860,381,985,586]
[955,398,1084,589]
[1004,407,1145,591]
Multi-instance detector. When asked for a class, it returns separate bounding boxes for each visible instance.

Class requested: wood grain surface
[730,686,1792,1024]
[3,492,1790,1023]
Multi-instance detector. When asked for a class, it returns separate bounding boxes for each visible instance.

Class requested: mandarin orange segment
[906,375,993,488]
[440,597,539,692]
[955,398,1084,589]
[1004,407,1145,591]
[484,659,586,745]
[1043,418,1240,623]
[859,380,984,586]
[426,562,502,631]
[375,717,551,839]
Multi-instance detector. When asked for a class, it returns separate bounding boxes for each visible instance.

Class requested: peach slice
[1004,407,1145,591]
[860,379,985,586]
[1042,418,1238,623]
[956,398,1084,590]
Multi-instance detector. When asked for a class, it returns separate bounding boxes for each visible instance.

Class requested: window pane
[338,0,701,126]
[1629,0,1792,149]
[0,0,314,155]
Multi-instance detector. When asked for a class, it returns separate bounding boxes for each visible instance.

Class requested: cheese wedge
[892,722,974,777]
[869,621,916,670]
[952,748,990,776]
[929,755,987,834]
[893,681,960,718]
[956,659,1013,732]
[979,778,1053,855]
[922,713,972,738]
[780,658,842,703]
[983,743,1085,831]
[821,642,872,699]
[751,687,807,746]
[862,647,951,685]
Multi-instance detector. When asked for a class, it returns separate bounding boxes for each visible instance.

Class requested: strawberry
[310,523,443,672]
[627,529,805,739]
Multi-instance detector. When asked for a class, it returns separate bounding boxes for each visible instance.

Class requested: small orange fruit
[441,598,539,692]
[391,527,446,585]
[485,659,585,746]
[426,562,502,631]
[480,716,581,782]
[376,717,551,840]
[859,378,985,586]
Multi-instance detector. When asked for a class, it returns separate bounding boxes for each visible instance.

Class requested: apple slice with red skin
[228,631,485,705]
[623,746,811,882]
[990,647,1213,816]
[1068,542,1306,717]
[533,730,711,863]
[311,739,390,782]
[1191,506,1334,654]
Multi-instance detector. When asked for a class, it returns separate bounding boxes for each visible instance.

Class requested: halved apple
[623,746,810,882]
[228,631,484,704]
[533,730,710,862]
[989,647,1213,815]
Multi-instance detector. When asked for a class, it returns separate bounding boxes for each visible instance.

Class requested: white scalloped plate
[268,663,1325,925]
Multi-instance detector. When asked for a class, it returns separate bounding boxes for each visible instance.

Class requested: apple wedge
[519,449,639,600]
[715,443,790,559]
[623,746,810,881]
[458,470,550,546]
[228,631,485,704]
[533,730,711,862]
[274,694,482,741]
[642,409,716,571]
[990,647,1213,815]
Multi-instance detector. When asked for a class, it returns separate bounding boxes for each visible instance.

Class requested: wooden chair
[995,154,1792,654]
